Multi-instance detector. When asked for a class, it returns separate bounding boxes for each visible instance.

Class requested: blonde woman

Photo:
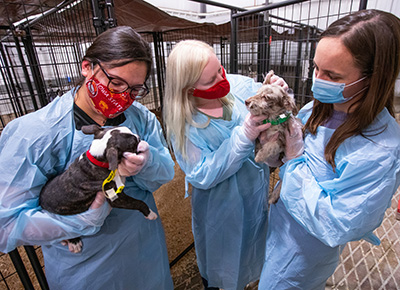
[163,40,296,290]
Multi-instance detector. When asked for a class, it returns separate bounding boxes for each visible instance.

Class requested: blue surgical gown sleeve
[280,107,400,248]
[175,118,255,190]
[0,98,110,253]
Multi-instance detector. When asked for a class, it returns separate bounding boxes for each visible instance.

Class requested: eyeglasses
[97,63,149,100]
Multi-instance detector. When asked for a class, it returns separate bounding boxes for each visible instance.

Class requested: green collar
[263,112,291,125]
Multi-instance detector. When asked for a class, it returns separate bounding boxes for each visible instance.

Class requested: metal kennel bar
[7,246,49,290]
[24,246,49,290]
[8,249,35,290]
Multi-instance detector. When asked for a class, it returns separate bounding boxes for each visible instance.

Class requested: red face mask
[86,76,134,119]
[193,66,230,99]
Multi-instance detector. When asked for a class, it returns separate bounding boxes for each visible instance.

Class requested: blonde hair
[163,40,228,159]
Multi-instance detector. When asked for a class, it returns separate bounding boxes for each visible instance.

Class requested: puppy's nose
[245,100,250,106]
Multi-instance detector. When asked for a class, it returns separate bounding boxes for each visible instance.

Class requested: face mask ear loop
[91,62,96,76]
[345,85,370,101]
[85,62,95,82]
[345,75,368,88]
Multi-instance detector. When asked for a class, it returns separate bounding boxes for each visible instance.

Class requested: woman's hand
[282,117,304,163]
[89,191,107,209]
[118,140,150,176]
[242,113,272,141]
[268,74,289,91]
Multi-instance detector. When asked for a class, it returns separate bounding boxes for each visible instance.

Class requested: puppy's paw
[268,182,282,205]
[62,238,83,253]
[68,242,83,253]
[145,209,158,220]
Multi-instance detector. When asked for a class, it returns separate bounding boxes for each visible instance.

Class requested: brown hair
[79,26,152,84]
[304,9,400,168]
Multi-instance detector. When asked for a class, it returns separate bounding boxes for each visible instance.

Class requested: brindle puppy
[39,125,157,252]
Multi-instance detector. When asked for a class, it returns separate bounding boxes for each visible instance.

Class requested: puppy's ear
[264,70,275,85]
[106,147,119,171]
[81,124,102,136]
[130,135,140,154]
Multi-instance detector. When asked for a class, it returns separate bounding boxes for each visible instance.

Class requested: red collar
[86,150,109,168]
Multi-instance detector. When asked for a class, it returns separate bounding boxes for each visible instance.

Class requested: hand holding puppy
[89,191,107,209]
[243,113,272,141]
[267,74,289,91]
[282,118,304,163]
[118,140,150,176]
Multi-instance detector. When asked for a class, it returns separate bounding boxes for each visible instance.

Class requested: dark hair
[304,9,400,168]
[83,26,152,78]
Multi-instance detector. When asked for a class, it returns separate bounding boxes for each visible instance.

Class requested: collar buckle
[262,112,291,125]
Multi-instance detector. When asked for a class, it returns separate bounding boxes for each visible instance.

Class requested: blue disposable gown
[173,74,270,290]
[0,88,175,290]
[259,101,400,289]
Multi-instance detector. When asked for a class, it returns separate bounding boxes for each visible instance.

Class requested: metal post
[257,16,267,83]
[230,9,238,74]
[294,28,303,96]
[91,0,106,35]
[200,3,206,19]
[24,246,49,290]
[152,32,164,109]
[0,42,22,117]
[21,27,47,108]
[90,0,117,34]
[105,0,117,28]
[266,21,272,76]
[280,39,286,75]
[359,0,368,10]
[9,249,34,290]
[13,33,38,111]
[305,26,317,104]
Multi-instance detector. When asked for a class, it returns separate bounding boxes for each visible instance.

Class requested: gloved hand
[61,191,110,250]
[118,140,150,176]
[242,113,272,141]
[89,191,107,209]
[282,117,304,163]
[268,74,289,91]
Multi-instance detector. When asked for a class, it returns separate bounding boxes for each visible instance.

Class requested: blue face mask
[311,70,368,104]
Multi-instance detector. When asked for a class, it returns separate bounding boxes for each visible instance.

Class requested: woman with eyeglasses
[0,26,175,289]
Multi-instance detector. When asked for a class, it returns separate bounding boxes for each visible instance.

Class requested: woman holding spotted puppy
[163,40,292,290]
[0,26,174,289]
[259,9,400,289]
